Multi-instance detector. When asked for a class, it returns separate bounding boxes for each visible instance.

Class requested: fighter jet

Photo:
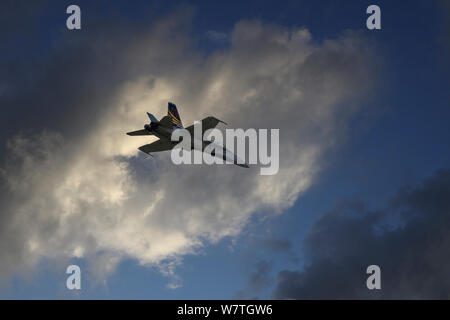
[127,102,249,168]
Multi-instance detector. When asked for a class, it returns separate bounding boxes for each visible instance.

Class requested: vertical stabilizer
[168,102,183,128]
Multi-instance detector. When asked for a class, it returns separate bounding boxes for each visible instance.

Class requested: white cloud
[0,14,378,286]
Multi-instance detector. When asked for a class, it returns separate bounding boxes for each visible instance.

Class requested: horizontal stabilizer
[147,112,158,123]
[127,129,153,136]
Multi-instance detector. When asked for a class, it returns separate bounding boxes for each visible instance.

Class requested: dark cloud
[235,260,272,299]
[248,260,272,292]
[261,238,291,252]
[0,1,194,153]
[273,169,450,299]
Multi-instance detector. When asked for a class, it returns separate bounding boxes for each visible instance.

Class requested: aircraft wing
[138,139,174,154]
[127,129,152,136]
[185,116,227,136]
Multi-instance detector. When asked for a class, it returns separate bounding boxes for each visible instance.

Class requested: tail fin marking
[168,102,183,128]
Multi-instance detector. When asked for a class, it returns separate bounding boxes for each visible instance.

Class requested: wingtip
[217,118,228,126]
[137,146,154,158]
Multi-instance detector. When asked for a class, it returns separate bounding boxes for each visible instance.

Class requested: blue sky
[0,0,449,299]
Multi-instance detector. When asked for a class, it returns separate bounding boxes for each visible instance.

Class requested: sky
[0,0,449,299]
